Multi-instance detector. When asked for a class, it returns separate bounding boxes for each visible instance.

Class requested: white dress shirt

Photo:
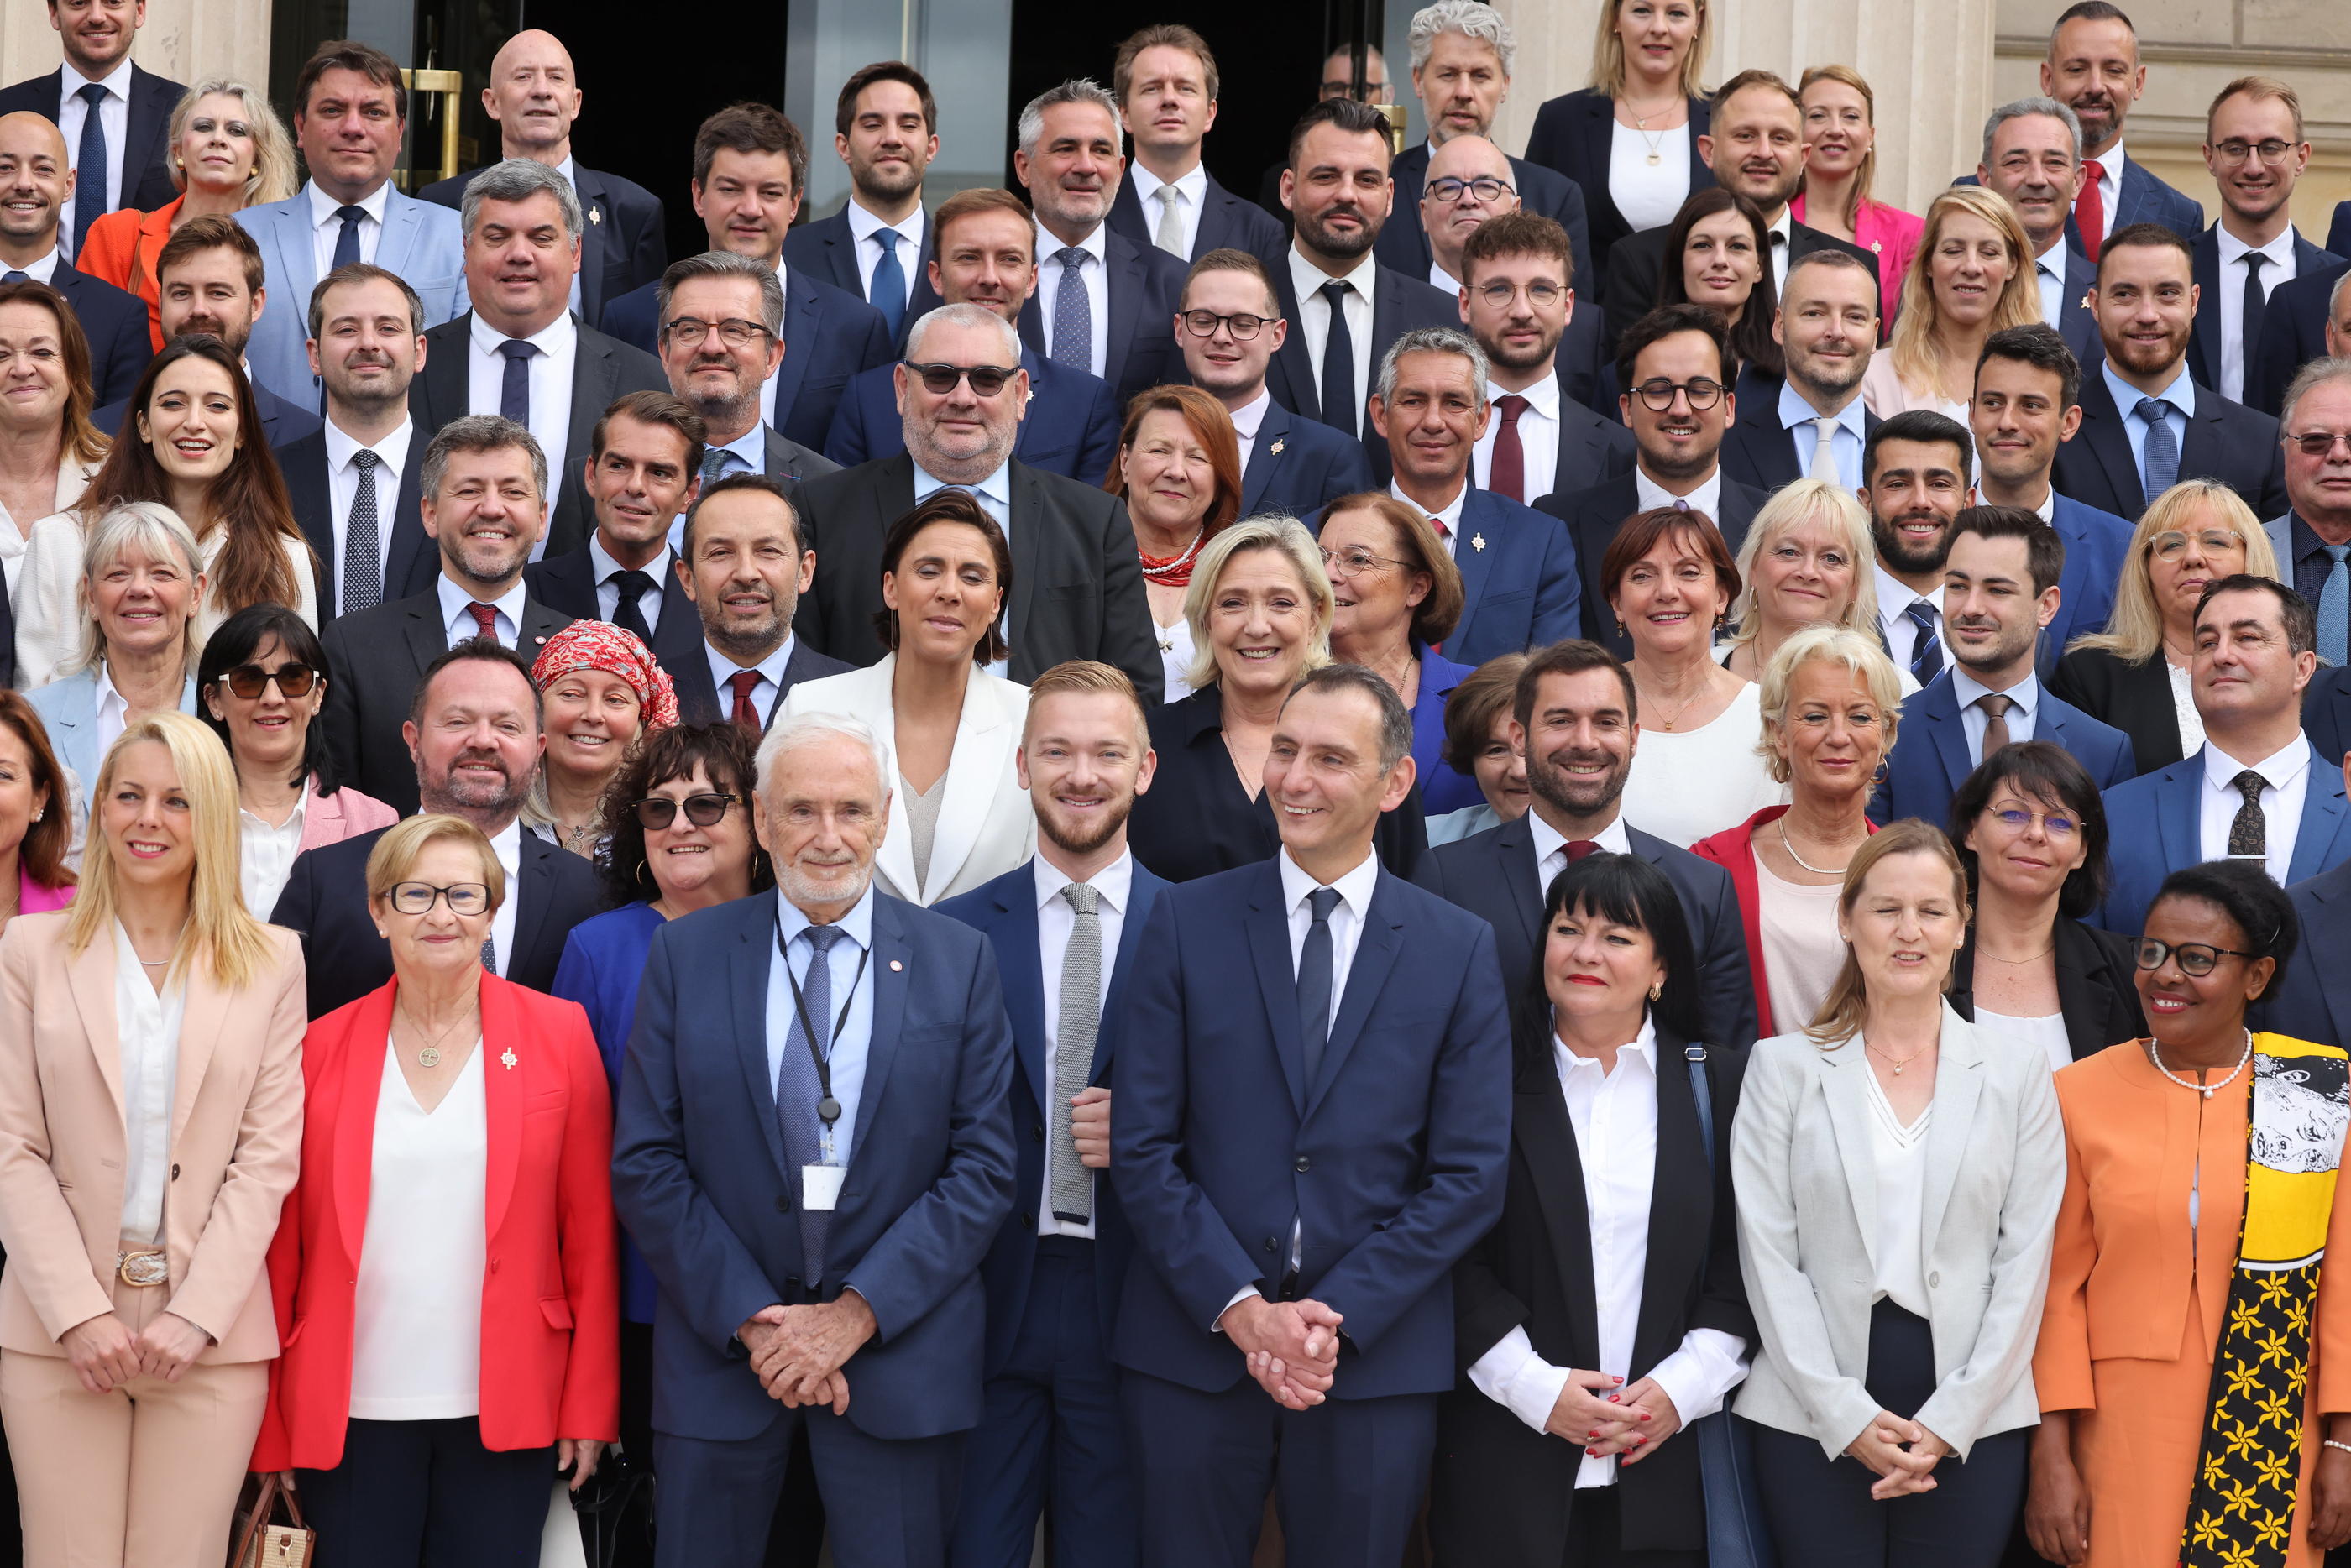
[589,536,674,634]
[1129,162,1207,259]
[1034,850,1134,1240]
[1633,464,1724,525]
[467,311,578,551]
[1950,666,2041,764]
[239,792,310,926]
[437,575,528,649]
[1228,387,1273,472]
[1390,478,1469,559]
[323,416,412,588]
[5,250,61,285]
[113,920,186,1247]
[1876,564,1940,670]
[306,177,392,274]
[2199,734,2312,884]
[845,199,927,313]
[1527,809,1631,897]
[1476,372,1563,499]
[57,57,133,254]
[1289,248,1379,431]
[92,660,131,765]
[1766,207,1793,296]
[2215,225,2301,403]
[486,820,521,978]
[1428,261,1463,294]
[767,886,879,1236]
[759,262,791,429]
[704,633,798,729]
[1777,379,1867,492]
[1034,222,1113,382]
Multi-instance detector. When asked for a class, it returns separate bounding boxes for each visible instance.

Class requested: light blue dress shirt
[668,423,772,552]
[1776,379,1867,493]
[1949,666,2040,766]
[2101,359,2195,487]
[767,885,878,1172]
[911,458,1014,538]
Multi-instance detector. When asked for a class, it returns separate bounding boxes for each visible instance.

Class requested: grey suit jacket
[1729,1006,2064,1459]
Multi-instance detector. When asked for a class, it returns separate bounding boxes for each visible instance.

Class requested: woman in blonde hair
[1861,187,2039,426]
[1731,818,2064,1566]
[1793,65,1924,321]
[1718,478,1914,695]
[0,711,304,1568]
[2050,478,2280,776]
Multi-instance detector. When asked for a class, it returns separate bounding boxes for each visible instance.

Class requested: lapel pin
[500,1048,518,1070]
[1270,437,1285,457]
[589,206,602,226]
[1471,532,1487,552]
[889,959,904,972]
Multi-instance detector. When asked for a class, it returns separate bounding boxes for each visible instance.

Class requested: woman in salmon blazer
[253,813,618,1567]
[0,711,306,1568]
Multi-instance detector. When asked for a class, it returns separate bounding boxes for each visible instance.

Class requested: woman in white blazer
[779,489,1034,906]
[1729,818,2065,1568]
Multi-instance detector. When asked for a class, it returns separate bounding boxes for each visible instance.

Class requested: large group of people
[0,2,2348,1567]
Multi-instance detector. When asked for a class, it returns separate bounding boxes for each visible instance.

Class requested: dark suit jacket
[2093,739,2351,935]
[523,542,704,672]
[2262,855,2351,1049]
[779,206,945,342]
[788,452,1160,698]
[1718,373,1878,493]
[2046,645,2186,776]
[2187,223,2338,395]
[1521,89,1714,299]
[1015,227,1186,410]
[1947,917,2146,1061]
[2302,665,2351,769]
[2043,241,2105,371]
[271,426,437,620]
[2082,156,2207,250]
[1430,486,1585,666]
[45,262,152,405]
[408,313,667,557]
[97,375,320,446]
[421,161,666,324]
[1604,216,1877,351]
[269,822,606,1020]
[1239,396,1376,519]
[1868,672,2137,828]
[1264,256,1460,436]
[2331,201,2351,262]
[2043,493,2135,671]
[668,635,852,730]
[1534,468,1766,656]
[2249,258,2349,417]
[1105,168,1284,263]
[758,424,838,486]
[2050,368,2289,523]
[317,586,575,813]
[0,63,181,217]
[821,349,1120,484]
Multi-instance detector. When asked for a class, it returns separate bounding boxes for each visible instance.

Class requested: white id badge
[802,1163,846,1211]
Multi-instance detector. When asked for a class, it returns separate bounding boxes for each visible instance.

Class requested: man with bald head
[1419,134,1515,293]
[0,109,149,400]
[0,0,185,258]
[420,29,665,322]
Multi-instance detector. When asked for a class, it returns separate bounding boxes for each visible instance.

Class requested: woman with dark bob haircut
[0,691,76,924]
[1942,740,2145,1069]
[1432,851,1753,1566]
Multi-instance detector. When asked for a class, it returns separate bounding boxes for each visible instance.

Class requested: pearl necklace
[2148,1029,2254,1100]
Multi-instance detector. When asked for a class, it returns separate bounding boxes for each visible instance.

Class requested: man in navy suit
[939,661,1167,1568]
[1175,247,1372,520]
[1861,410,1975,685]
[668,475,850,731]
[1978,97,2104,371]
[604,104,893,452]
[1457,212,1627,504]
[1413,640,1757,1041]
[1872,508,2136,828]
[1103,25,1283,265]
[2262,361,2351,666]
[0,112,148,402]
[2249,259,2348,417]
[2041,3,2207,253]
[1721,249,1879,493]
[2262,854,2351,1049]
[0,0,181,253]
[1112,663,1510,1568]
[780,62,942,342]
[2095,575,2351,936]
[824,186,1119,483]
[2186,78,2338,407]
[612,711,1018,1568]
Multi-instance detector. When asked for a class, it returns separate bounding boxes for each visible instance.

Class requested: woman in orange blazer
[0,711,306,1568]
[253,813,618,1567]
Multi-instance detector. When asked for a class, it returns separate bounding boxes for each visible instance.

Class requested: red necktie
[1490,394,1530,504]
[1566,840,1600,861]
[2076,159,2107,264]
[465,602,499,645]
[1426,513,1448,541]
[728,669,764,731]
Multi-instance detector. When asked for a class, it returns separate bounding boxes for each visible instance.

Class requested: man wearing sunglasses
[2185,78,2332,409]
[2256,362,2351,671]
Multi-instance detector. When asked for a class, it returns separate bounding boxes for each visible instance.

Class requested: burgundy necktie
[728,669,763,731]
[465,602,499,645]
[1490,393,1531,504]
[1566,840,1600,861]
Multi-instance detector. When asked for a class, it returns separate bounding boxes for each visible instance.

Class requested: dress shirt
[1765,207,1793,296]
[1391,478,1469,558]
[113,919,186,1247]
[1033,849,1134,1241]
[1777,379,1867,492]
[1475,373,1563,497]
[1527,808,1631,896]
[555,155,584,314]
[1289,247,1379,432]
[4,249,60,285]
[239,792,310,927]
[2215,224,2300,403]
[1429,262,1463,294]
[1033,221,1113,382]
[2035,245,2068,333]
[669,421,770,553]
[1228,387,1272,472]
[323,416,412,587]
[759,263,791,429]
[1128,162,1207,260]
[2198,733,2312,884]
[1278,846,1380,1002]
[767,884,879,1170]
[1633,464,1724,525]
[1465,1015,1748,1485]
[2085,144,2125,251]
[589,536,673,635]
[1950,666,2040,764]
[306,178,392,274]
[467,311,578,551]
[92,660,130,763]
[703,633,797,729]
[844,199,927,313]
[486,820,521,979]
[1876,564,1939,670]
[57,57,133,253]
[2101,358,2194,491]
[437,574,528,648]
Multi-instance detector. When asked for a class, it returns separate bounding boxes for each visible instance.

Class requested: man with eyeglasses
[2186,77,2336,407]
[1415,136,1517,296]
[1456,212,1626,504]
[2258,359,2351,675]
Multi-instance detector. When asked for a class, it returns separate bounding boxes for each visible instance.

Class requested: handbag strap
[1685,1044,1715,1171]
[229,1473,279,1567]
[277,1475,306,1531]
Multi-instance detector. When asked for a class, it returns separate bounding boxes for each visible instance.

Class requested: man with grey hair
[2260,358,2351,666]
[1977,96,2104,369]
[1013,79,1186,406]
[1368,325,1580,662]
[410,157,665,558]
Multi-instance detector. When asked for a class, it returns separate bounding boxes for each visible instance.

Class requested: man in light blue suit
[238,41,465,410]
[612,711,1018,1568]
[2096,575,2351,937]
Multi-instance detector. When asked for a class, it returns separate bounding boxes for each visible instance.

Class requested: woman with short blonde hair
[1720,479,1894,686]
[1864,187,2040,421]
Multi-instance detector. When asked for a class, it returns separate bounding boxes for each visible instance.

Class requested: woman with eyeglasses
[196,604,395,921]
[1791,66,1923,326]
[1427,653,1533,845]
[522,621,678,861]
[1105,385,1243,703]
[2050,480,2280,777]
[1655,189,1782,384]
[2028,860,2351,1568]
[254,813,618,1564]
[1861,187,2039,427]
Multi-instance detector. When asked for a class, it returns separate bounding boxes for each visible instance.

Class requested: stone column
[0,3,272,102]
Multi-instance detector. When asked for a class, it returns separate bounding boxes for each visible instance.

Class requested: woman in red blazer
[252,814,618,1566]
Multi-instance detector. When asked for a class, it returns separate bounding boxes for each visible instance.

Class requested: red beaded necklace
[1139,526,1207,587]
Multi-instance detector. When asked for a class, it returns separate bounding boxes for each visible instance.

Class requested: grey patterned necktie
[1050,883,1102,1224]
[1050,247,1092,373]
[1154,186,1189,257]
[479,937,496,974]
[778,923,846,1283]
[342,448,383,613]
[2228,771,2268,860]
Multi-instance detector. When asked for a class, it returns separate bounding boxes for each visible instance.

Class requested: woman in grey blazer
[1729,818,2065,1566]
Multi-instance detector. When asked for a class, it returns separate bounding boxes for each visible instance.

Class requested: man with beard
[1103,25,1283,264]
[0,0,182,253]
[1414,638,1756,1042]
[1254,44,1395,223]
[938,661,1167,1568]
[783,62,943,342]
[2039,1,2204,255]
[1872,508,2135,828]
[1976,97,2103,369]
[1458,212,1628,504]
[2186,77,2338,405]
[667,472,850,730]
[1859,409,1974,685]
[1721,248,1880,492]
[272,637,605,1019]
[317,415,576,813]
[2052,222,2289,521]
[1013,80,1186,410]
[92,217,319,440]
[0,110,149,400]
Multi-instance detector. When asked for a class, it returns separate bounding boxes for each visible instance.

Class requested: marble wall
[0,2,270,98]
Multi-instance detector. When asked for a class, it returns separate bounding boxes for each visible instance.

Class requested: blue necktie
[1903,599,1944,685]
[870,228,907,340]
[1050,247,1092,374]
[2319,544,2350,667]
[71,83,107,261]
[1296,887,1341,1086]
[2136,397,2181,506]
[778,923,846,1285]
[1317,280,1357,437]
[331,204,367,273]
[499,339,537,427]
[1,272,24,285]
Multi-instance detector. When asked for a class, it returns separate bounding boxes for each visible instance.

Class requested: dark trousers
[950,1236,1135,1568]
[1564,1486,1705,1568]
[654,1405,961,1568]
[1746,1301,2028,1568]
[296,1417,552,1568]
[1122,1367,1437,1568]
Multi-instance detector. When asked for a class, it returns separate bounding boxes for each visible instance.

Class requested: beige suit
[0,911,306,1567]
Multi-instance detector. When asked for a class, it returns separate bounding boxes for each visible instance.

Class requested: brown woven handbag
[228,1474,314,1568]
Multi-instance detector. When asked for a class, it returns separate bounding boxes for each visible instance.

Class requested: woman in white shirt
[1105,384,1244,703]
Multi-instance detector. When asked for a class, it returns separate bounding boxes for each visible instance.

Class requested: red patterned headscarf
[530,620,679,733]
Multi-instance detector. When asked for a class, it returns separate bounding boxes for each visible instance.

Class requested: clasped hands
[1543,1371,1684,1462]
[739,1292,877,1413]
[1846,1408,1951,1500]
[1219,1294,1343,1410]
[60,1308,209,1393]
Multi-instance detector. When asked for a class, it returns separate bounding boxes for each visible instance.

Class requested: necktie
[465,601,500,645]
[778,923,846,1283]
[1296,887,1341,1086]
[2136,397,2180,504]
[1566,840,1600,862]
[1490,393,1530,503]
[1809,414,1841,483]
[1976,692,2013,762]
[1317,280,1357,436]
[2318,544,2350,668]
[498,339,537,428]
[479,936,497,973]
[2228,770,2268,859]
[1154,185,1189,258]
[1425,513,1448,541]
[870,229,907,341]
[0,272,23,285]
[728,668,764,731]
[2240,252,2270,395]
[1050,883,1102,1224]
[2076,159,2108,264]
[1050,248,1092,374]
[71,83,107,261]
[699,447,734,498]
[331,204,367,272]
[1903,599,1944,684]
[342,449,383,614]
[612,569,657,643]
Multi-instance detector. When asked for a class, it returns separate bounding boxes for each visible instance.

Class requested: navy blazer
[779,206,946,342]
[46,263,152,405]
[97,376,320,447]
[1108,860,1511,1398]
[610,889,1018,1441]
[1240,396,1376,520]
[1264,256,1460,436]
[0,63,182,217]
[1869,673,2137,828]
[1435,486,1584,666]
[669,635,852,731]
[2092,739,2351,937]
[2187,224,2338,395]
[2330,201,2351,262]
[2076,156,2207,251]
[1521,89,1713,296]
[2249,259,2348,417]
[822,349,1121,484]
[524,542,705,672]
[1105,169,1285,263]
[421,161,667,326]
[2050,368,2289,523]
[1015,227,1186,410]
[1718,373,1881,494]
[2262,856,2351,1049]
[938,858,1169,1373]
[2044,241,2105,372]
[2040,492,2134,672]
[1534,468,1766,657]
[272,425,437,619]
[2302,666,2351,770]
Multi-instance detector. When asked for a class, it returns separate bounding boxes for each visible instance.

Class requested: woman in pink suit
[1792,65,1924,327]
[0,691,74,928]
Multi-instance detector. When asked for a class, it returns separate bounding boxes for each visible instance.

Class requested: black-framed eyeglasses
[662,316,772,349]
[218,661,318,699]
[2134,938,2257,977]
[903,361,1018,396]
[389,881,491,917]
[1475,280,1565,309]
[1633,376,1725,411]
[631,792,746,831]
[1427,175,1513,204]
[1179,309,1272,340]
[2285,431,2351,458]
[2211,139,2296,166]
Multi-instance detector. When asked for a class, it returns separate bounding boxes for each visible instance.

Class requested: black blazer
[1430,1011,1749,1562]
[1104,167,1285,262]
[2047,645,2186,776]
[2050,368,2289,523]
[420,161,667,325]
[1719,371,1880,493]
[1603,217,1878,353]
[1521,88,1714,299]
[1126,684,1426,884]
[1014,226,1186,410]
[2186,223,2338,395]
[317,586,575,814]
[1947,917,2146,1063]
[46,262,153,405]
[407,313,668,557]
[1264,255,1461,437]
[269,823,607,1020]
[762,424,839,484]
[97,376,321,446]
[1533,468,1767,656]
[2249,258,2348,417]
[778,205,947,345]
[2302,665,2351,769]
[271,426,438,619]
[668,635,853,729]
[0,63,182,216]
[522,542,704,671]
[788,451,1161,699]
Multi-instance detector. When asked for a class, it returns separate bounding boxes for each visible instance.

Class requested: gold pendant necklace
[398,1006,476,1069]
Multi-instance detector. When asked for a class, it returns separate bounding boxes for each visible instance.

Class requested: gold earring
[1647,980,1663,1001]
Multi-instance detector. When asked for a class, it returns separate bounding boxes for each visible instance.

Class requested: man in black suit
[318,415,575,814]
[1103,24,1283,264]
[0,0,181,256]
[1536,305,1766,657]
[1721,248,1880,493]
[1602,71,1878,352]
[1458,212,1628,504]
[1979,97,2103,372]
[408,158,666,560]
[2186,77,2338,407]
[417,29,664,327]
[668,473,850,730]
[0,111,149,402]
[1013,81,1185,411]
[791,303,1161,698]
[779,61,942,343]
[1415,639,1757,1045]
[272,640,605,1020]
[2249,259,2348,417]
[2051,222,2290,521]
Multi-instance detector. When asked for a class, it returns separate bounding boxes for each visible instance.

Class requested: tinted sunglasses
[219,661,318,699]
[631,792,746,830]
[903,361,1017,396]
